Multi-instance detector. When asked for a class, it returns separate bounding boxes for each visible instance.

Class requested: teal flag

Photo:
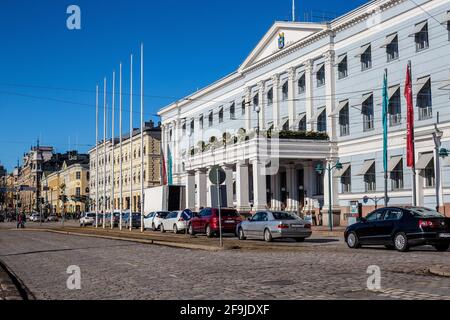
[167,147,173,186]
[382,70,389,173]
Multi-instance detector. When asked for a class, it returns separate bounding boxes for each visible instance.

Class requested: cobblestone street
[0,229,449,300]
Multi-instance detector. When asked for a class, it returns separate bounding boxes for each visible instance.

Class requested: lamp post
[432,125,443,212]
[315,160,342,231]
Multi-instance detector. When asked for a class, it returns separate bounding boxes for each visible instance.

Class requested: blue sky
[0,0,368,171]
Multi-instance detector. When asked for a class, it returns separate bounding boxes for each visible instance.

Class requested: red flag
[161,151,168,185]
[404,64,415,168]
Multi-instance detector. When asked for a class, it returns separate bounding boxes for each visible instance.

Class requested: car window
[260,212,268,221]
[409,208,444,218]
[202,209,212,217]
[272,211,297,220]
[252,212,263,221]
[366,210,384,222]
[220,210,239,217]
[384,209,403,221]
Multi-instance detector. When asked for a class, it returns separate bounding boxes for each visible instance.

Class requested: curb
[429,265,450,277]
[0,260,35,300]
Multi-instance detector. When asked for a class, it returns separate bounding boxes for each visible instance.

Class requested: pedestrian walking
[17,213,23,229]
[21,212,26,228]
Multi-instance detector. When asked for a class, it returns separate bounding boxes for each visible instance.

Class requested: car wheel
[434,244,449,252]
[160,224,165,233]
[394,233,409,252]
[238,228,246,241]
[264,229,273,242]
[188,223,195,235]
[346,232,360,249]
[295,238,305,242]
[173,225,178,234]
[152,223,156,231]
[206,225,213,238]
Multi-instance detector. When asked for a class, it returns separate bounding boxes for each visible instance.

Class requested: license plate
[291,224,303,228]
[439,233,450,238]
[225,220,235,224]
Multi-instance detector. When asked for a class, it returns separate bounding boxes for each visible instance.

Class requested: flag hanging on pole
[161,151,168,186]
[382,69,389,173]
[167,147,173,186]
[404,63,415,168]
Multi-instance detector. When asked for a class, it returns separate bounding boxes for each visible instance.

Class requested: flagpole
[140,43,145,233]
[383,69,389,207]
[119,63,123,230]
[111,71,115,229]
[95,85,99,228]
[129,53,133,231]
[408,60,417,207]
[103,77,107,229]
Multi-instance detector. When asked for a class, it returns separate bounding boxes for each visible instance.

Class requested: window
[341,165,351,193]
[385,34,399,62]
[388,86,402,126]
[253,94,259,108]
[282,81,288,100]
[315,171,324,196]
[190,119,194,134]
[282,119,289,131]
[391,159,404,190]
[230,103,235,119]
[423,156,435,188]
[316,65,325,87]
[298,73,306,93]
[317,109,326,133]
[76,187,81,197]
[218,108,224,123]
[417,76,432,120]
[384,209,403,221]
[169,129,173,141]
[76,171,81,180]
[337,55,348,79]
[267,88,273,105]
[208,111,213,127]
[367,209,385,222]
[241,100,246,115]
[360,44,372,71]
[182,122,186,134]
[199,115,203,129]
[298,116,306,131]
[362,94,374,132]
[414,21,429,52]
[364,163,376,192]
[339,103,349,136]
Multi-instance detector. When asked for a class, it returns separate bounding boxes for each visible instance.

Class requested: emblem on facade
[278,32,285,50]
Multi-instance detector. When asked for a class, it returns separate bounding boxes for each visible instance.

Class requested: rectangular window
[315,171,324,196]
[362,94,374,132]
[298,74,306,93]
[386,34,399,62]
[76,187,81,197]
[339,104,350,136]
[414,21,429,52]
[199,115,203,129]
[388,86,402,126]
[218,108,224,123]
[423,155,435,188]
[447,14,450,41]
[417,76,432,120]
[364,163,376,192]
[316,65,325,87]
[76,171,81,180]
[337,55,348,79]
[341,166,351,193]
[241,100,246,115]
[208,112,213,127]
[230,103,235,119]
[317,109,327,133]
[190,119,195,135]
[360,44,372,71]
[282,81,288,100]
[391,159,404,190]
[267,88,273,105]
[182,122,186,134]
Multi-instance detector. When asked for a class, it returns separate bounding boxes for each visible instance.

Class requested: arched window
[282,81,288,100]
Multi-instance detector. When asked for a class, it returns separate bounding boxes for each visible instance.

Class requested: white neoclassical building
[158,0,450,226]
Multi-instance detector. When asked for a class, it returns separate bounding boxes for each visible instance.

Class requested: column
[271,74,280,129]
[287,68,296,130]
[244,87,252,132]
[195,169,207,211]
[304,60,314,131]
[303,163,315,213]
[285,165,299,212]
[224,165,234,208]
[236,161,250,212]
[185,171,195,210]
[324,51,336,140]
[323,160,340,227]
[270,172,281,210]
[257,81,265,130]
[173,119,181,182]
[206,167,212,207]
[252,160,267,211]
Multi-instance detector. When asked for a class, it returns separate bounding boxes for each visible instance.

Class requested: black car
[345,207,450,252]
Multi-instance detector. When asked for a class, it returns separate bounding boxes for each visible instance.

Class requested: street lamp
[315,160,342,231]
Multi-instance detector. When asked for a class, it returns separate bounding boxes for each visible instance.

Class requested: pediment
[239,22,326,72]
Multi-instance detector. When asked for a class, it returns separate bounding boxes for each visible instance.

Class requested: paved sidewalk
[0,261,23,300]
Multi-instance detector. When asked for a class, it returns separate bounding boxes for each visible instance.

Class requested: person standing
[17,213,23,229]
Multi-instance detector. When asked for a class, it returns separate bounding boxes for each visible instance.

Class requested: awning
[308,107,326,124]
[388,156,403,172]
[315,62,325,73]
[333,163,351,178]
[409,21,427,36]
[336,54,347,65]
[355,43,371,57]
[357,160,375,176]
[330,100,349,116]
[388,85,400,100]
[360,92,373,105]
[297,70,306,79]
[293,113,306,126]
[380,33,398,48]
[415,76,431,93]
[416,153,434,170]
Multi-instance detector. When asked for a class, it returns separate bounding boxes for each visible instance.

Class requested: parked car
[123,212,142,229]
[104,211,121,228]
[30,213,45,222]
[160,210,192,234]
[237,211,312,242]
[345,207,450,252]
[144,211,170,231]
[0,214,4,223]
[80,212,96,226]
[188,208,242,237]
[46,214,59,222]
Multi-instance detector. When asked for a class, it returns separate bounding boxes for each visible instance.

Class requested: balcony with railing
[418,106,432,121]
[389,113,402,126]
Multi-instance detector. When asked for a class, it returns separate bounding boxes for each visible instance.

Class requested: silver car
[237,211,312,242]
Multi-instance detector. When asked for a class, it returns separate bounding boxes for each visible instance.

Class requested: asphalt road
[0,228,449,300]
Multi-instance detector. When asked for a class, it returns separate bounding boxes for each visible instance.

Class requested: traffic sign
[209,166,226,185]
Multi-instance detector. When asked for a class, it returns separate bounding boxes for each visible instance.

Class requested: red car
[188,208,242,237]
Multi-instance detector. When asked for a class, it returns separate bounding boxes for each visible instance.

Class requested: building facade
[89,122,162,213]
[158,0,450,225]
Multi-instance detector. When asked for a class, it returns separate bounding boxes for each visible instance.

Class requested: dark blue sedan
[345,207,450,252]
